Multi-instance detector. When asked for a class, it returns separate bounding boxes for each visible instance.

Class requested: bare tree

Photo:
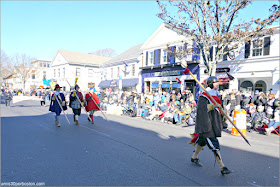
[0,50,13,79]
[157,0,280,75]
[12,54,36,91]
[90,48,116,57]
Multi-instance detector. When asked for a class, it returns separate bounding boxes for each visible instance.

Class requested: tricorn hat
[54,84,62,89]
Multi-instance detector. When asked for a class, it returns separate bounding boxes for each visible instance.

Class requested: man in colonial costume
[49,84,67,127]
[191,76,231,175]
[85,87,100,124]
[69,85,84,125]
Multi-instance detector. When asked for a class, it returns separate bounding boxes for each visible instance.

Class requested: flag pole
[182,66,251,146]
[66,80,94,123]
[45,80,70,125]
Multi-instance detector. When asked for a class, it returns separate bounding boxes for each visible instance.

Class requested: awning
[152,83,159,88]
[161,83,170,88]
[172,83,181,88]
[122,78,139,87]
[98,80,119,88]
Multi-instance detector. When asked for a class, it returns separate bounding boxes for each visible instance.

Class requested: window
[150,52,154,64]
[76,68,80,76]
[252,39,263,57]
[43,71,46,80]
[58,68,60,77]
[117,67,120,78]
[88,69,93,77]
[124,66,127,77]
[132,64,135,76]
[111,68,113,78]
[32,70,35,79]
[146,52,148,66]
[54,69,56,77]
[63,68,65,78]
[47,63,50,68]
[163,50,167,63]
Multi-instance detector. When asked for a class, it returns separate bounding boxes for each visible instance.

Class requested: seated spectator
[265,93,276,120]
[249,105,268,131]
[265,108,280,135]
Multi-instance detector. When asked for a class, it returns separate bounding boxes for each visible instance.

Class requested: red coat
[85,92,100,111]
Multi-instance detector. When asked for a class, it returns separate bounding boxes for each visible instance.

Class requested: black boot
[221,167,232,175]
[191,158,203,166]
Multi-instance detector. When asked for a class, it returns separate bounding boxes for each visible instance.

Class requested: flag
[226,72,235,80]
[75,77,78,85]
[123,61,128,66]
[176,78,182,84]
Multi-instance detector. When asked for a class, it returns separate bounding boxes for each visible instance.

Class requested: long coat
[195,94,223,138]
[49,93,67,115]
[85,92,100,111]
[69,91,84,109]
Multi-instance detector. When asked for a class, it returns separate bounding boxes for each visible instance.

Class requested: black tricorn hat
[54,84,62,89]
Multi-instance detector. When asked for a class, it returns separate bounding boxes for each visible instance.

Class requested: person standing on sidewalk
[49,84,67,127]
[69,85,84,125]
[190,76,232,175]
[4,89,13,107]
[40,90,47,107]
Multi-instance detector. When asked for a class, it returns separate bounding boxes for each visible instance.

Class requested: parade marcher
[69,85,84,125]
[191,76,232,175]
[4,90,13,107]
[49,84,67,127]
[85,87,100,124]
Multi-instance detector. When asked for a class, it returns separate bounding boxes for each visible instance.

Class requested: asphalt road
[1,98,279,186]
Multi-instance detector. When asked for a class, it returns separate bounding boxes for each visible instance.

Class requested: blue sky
[1,0,279,60]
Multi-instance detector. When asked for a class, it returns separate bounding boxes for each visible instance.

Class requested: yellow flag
[75,77,78,85]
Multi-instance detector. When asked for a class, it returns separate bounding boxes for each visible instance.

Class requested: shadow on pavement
[1,102,279,186]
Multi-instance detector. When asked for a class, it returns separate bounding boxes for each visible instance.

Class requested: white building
[50,50,111,91]
[98,44,143,92]
[140,23,280,97]
[200,25,280,96]
[140,24,201,98]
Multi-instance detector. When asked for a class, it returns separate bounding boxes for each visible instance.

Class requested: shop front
[141,63,200,100]
[98,79,119,91]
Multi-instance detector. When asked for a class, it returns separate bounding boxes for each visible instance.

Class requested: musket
[182,66,251,146]
[66,80,93,123]
[67,72,109,123]
[45,80,70,125]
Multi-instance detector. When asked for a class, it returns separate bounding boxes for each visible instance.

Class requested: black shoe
[191,158,203,166]
[221,167,232,175]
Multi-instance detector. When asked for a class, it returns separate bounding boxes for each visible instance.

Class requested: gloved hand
[81,102,84,107]
[222,115,227,122]
[207,104,221,111]
[72,92,76,97]
[52,95,56,101]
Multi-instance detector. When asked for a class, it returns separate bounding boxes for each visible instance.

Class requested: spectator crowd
[2,87,280,135]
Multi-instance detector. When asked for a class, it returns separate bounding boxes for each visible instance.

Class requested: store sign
[204,67,230,74]
[155,70,181,77]
[110,80,117,87]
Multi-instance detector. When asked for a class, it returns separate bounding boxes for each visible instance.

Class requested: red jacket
[85,92,100,111]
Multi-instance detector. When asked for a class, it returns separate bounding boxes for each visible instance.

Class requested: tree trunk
[211,62,217,76]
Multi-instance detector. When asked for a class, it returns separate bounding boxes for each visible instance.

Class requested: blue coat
[49,93,67,115]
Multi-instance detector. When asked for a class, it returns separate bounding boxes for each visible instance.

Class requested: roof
[104,44,143,65]
[58,50,112,65]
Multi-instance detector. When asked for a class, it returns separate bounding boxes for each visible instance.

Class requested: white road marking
[247,182,261,187]
[80,125,111,137]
